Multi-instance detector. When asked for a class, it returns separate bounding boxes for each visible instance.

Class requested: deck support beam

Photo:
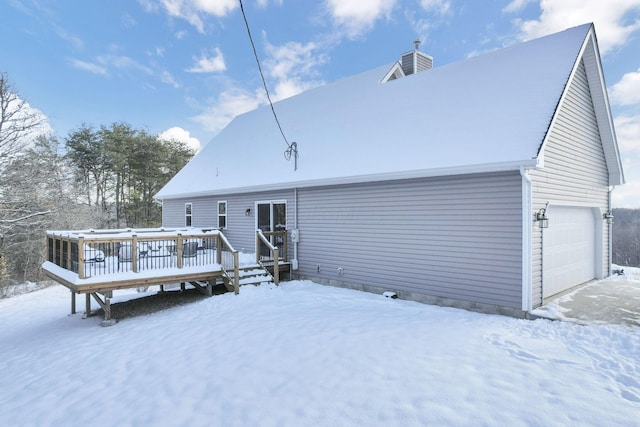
[82,291,116,326]
[71,290,76,315]
[188,281,213,297]
[85,293,91,318]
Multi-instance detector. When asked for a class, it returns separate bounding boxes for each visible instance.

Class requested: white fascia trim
[158,159,539,200]
[537,27,591,160]
[582,32,625,185]
[520,166,533,312]
[380,61,405,83]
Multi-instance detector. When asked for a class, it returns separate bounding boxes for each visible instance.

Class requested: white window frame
[217,200,227,229]
[185,202,193,227]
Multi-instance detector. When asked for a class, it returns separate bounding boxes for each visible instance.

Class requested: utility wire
[239,0,298,170]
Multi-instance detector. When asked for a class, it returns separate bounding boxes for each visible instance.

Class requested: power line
[238,0,298,169]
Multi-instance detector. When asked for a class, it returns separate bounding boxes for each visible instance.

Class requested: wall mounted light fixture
[245,208,251,216]
[603,210,614,224]
[536,207,549,228]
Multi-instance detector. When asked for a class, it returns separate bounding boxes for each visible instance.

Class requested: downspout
[520,167,533,313]
[292,187,299,271]
[608,186,614,276]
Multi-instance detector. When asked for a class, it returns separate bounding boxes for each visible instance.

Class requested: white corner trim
[520,167,533,312]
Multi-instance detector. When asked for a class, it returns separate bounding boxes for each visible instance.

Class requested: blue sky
[1,0,640,207]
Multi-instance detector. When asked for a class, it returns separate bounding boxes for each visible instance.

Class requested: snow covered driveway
[0,281,638,426]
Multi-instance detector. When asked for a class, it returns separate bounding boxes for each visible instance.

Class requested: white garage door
[543,206,596,298]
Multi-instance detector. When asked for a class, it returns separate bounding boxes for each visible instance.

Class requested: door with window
[256,201,286,259]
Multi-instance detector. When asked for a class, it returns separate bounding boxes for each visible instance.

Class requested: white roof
[157,24,601,199]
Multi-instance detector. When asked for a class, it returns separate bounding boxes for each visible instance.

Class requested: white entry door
[543,206,596,298]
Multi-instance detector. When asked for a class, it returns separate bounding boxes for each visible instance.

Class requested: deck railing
[46,227,238,282]
[256,229,287,284]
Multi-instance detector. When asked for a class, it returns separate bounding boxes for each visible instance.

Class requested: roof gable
[537,25,624,185]
[157,24,618,199]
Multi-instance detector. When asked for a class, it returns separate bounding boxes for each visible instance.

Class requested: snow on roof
[156,24,592,199]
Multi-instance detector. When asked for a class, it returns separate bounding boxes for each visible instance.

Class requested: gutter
[157,159,539,200]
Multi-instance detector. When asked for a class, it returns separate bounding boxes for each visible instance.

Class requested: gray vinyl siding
[529,59,610,307]
[295,171,523,308]
[161,189,293,258]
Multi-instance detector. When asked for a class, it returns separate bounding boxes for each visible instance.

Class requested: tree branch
[0,210,53,224]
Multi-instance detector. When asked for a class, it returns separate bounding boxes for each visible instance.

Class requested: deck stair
[225,264,274,288]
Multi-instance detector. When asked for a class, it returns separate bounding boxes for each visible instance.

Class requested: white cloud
[121,12,137,28]
[612,114,640,208]
[326,0,397,38]
[615,114,640,152]
[612,179,640,208]
[191,87,264,135]
[186,47,226,73]
[68,58,109,76]
[610,68,640,106]
[189,36,327,137]
[502,0,536,13]
[1,96,54,158]
[419,0,451,15]
[53,24,84,51]
[155,0,237,33]
[160,70,181,88]
[70,52,181,90]
[256,0,283,7]
[97,54,154,75]
[511,0,640,54]
[406,0,452,45]
[264,40,326,101]
[158,126,201,152]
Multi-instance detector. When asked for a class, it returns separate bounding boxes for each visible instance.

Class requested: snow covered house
[155,23,624,317]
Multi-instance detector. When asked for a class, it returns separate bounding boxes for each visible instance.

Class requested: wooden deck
[42,227,241,325]
[42,228,290,325]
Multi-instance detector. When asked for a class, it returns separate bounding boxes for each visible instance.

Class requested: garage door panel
[543,206,595,298]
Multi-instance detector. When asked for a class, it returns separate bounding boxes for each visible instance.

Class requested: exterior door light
[536,208,549,228]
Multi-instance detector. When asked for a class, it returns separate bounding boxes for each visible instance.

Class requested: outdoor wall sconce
[603,210,614,224]
[245,208,251,216]
[536,207,549,228]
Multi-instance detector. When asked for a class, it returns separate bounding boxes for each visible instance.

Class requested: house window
[185,203,192,227]
[218,201,227,229]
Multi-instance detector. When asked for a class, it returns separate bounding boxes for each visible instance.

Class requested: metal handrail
[256,229,280,284]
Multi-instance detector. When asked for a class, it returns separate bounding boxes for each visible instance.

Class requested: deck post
[282,230,288,262]
[71,290,76,314]
[273,248,279,285]
[85,293,91,318]
[102,291,113,326]
[177,234,183,269]
[78,237,85,279]
[216,234,222,264]
[132,234,138,272]
[256,230,260,264]
[233,251,239,295]
[67,237,73,272]
[206,280,213,297]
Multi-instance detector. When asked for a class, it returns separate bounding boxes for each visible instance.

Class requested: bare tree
[612,208,640,267]
[0,72,45,162]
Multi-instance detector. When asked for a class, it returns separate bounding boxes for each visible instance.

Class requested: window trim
[217,200,227,229]
[185,202,193,227]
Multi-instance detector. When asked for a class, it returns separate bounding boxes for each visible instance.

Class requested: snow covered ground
[1,279,639,426]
